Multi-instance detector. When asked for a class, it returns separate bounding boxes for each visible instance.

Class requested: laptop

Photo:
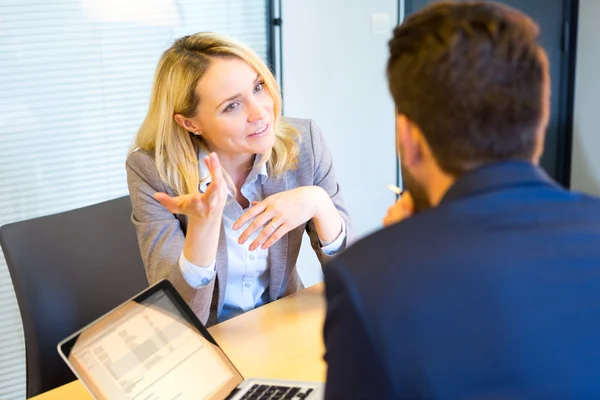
[58,279,324,400]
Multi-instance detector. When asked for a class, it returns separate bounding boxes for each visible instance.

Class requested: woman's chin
[248,131,275,153]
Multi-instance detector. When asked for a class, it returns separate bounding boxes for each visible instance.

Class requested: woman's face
[182,57,276,160]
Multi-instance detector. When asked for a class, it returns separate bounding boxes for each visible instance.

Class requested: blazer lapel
[262,172,289,301]
[215,220,228,315]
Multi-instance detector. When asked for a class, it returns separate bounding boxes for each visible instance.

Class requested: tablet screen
[59,284,243,400]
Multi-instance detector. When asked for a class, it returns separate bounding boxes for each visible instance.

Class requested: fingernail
[249,245,255,251]
[233,224,238,230]
[261,244,267,250]
[239,237,244,244]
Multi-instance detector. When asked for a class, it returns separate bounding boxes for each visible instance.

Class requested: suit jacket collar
[440,161,561,205]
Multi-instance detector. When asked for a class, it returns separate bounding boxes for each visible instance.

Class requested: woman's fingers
[238,206,274,245]
[260,222,291,250]
[234,201,267,231]
[206,152,225,185]
[248,217,284,250]
[153,192,182,214]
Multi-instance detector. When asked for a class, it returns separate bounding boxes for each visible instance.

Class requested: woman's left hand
[233,186,332,251]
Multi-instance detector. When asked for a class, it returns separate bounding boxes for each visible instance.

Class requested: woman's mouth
[248,124,269,137]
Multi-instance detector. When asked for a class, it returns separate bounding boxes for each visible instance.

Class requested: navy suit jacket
[324,162,600,399]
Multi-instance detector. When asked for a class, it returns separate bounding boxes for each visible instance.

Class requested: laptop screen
[58,281,244,400]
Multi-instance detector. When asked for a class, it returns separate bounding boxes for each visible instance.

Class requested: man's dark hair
[387,1,548,175]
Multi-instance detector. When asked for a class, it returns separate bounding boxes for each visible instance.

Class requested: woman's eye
[224,102,239,112]
[253,81,264,93]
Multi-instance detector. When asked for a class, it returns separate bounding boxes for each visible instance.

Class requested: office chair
[0,196,148,397]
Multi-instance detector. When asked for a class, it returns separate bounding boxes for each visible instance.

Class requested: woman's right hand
[153,152,228,222]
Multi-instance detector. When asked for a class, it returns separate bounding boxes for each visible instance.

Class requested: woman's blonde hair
[132,32,300,195]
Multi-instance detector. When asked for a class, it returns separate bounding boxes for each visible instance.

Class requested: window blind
[0,1,268,398]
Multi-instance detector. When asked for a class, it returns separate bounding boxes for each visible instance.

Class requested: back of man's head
[387,1,550,176]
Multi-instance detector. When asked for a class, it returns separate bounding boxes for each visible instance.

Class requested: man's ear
[174,114,201,135]
[396,114,424,168]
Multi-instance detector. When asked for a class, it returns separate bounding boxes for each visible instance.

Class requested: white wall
[281,0,399,285]
[571,0,600,195]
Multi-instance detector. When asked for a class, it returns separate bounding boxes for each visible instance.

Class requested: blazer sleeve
[304,119,355,265]
[323,260,392,399]
[125,150,215,324]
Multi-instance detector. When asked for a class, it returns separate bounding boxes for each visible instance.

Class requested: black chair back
[0,196,148,397]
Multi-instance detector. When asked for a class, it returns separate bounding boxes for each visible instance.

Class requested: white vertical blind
[0,1,268,398]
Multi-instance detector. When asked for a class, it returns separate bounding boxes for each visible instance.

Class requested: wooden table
[30,283,326,399]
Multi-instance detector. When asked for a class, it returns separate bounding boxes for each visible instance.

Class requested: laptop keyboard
[241,384,314,400]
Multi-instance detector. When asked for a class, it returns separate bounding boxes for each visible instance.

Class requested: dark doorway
[403,0,579,186]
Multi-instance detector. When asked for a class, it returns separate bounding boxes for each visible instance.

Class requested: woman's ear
[174,114,201,135]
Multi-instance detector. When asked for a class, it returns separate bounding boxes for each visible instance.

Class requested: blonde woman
[126,33,352,326]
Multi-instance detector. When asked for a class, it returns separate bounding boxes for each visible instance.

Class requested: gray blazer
[126,117,352,326]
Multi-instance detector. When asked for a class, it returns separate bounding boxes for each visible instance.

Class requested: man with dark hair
[323,1,600,398]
